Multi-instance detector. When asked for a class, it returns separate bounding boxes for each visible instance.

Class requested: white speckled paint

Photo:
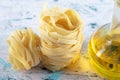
[0,0,113,80]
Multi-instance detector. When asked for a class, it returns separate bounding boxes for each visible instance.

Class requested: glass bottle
[88,0,120,80]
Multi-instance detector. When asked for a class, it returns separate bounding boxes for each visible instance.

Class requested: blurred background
[0,0,114,80]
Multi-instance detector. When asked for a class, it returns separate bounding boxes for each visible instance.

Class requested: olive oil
[88,0,120,79]
[88,24,120,80]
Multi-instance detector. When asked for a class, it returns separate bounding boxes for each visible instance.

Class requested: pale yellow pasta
[7,28,41,70]
[39,7,84,71]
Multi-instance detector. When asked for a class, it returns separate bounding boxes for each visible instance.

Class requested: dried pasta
[7,28,40,70]
[39,7,84,71]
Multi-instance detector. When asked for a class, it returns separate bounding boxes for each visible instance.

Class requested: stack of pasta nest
[39,7,84,71]
[7,7,84,72]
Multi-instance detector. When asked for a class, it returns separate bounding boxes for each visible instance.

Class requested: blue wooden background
[0,0,113,80]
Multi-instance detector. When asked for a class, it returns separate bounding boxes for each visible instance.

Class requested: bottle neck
[112,0,120,27]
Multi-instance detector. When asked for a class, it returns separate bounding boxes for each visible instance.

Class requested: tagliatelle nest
[39,7,84,71]
[7,28,41,70]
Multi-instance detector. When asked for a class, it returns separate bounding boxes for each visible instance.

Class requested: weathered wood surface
[0,0,113,80]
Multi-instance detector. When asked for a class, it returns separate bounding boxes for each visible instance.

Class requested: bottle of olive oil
[88,0,120,80]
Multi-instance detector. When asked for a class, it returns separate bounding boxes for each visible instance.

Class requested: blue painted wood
[0,0,113,80]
